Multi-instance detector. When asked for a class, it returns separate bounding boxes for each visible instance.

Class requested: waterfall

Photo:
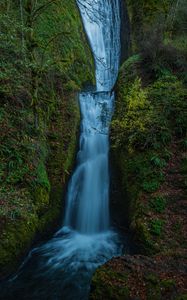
[1,2,123,299]
[64,0,121,234]
[64,92,113,233]
[77,0,120,91]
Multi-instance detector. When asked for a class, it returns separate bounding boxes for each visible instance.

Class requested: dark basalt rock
[119,0,131,63]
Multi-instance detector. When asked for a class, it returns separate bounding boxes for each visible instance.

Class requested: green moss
[175,295,187,300]
[91,268,129,300]
[142,180,160,193]
[150,219,164,236]
[132,219,155,254]
[0,0,94,278]
[0,214,38,277]
[111,54,186,254]
[146,273,159,285]
[150,196,167,213]
[146,275,176,300]
[32,186,50,214]
[36,162,50,191]
[160,279,176,289]
[181,157,187,189]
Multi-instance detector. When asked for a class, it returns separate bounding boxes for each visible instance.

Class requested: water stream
[0,1,126,299]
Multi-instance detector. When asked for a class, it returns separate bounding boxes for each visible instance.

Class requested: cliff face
[92,0,187,298]
[0,0,94,278]
[111,57,187,253]
[112,0,187,251]
[119,0,131,63]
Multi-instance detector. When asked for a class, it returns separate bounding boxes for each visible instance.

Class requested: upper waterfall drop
[77,0,121,91]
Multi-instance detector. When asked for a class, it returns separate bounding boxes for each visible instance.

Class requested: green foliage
[113,66,187,154]
[143,180,161,193]
[0,0,94,276]
[127,0,187,82]
[160,279,176,289]
[168,0,187,36]
[181,139,187,151]
[150,219,164,236]
[181,158,187,175]
[112,50,186,254]
[140,30,187,80]
[121,55,142,84]
[181,157,187,188]
[127,0,187,47]
[91,269,130,300]
[110,0,187,265]
[149,75,187,137]
[112,77,153,152]
[0,0,93,212]
[0,0,94,127]
[146,273,159,285]
[0,185,33,221]
[151,155,167,168]
[175,294,187,300]
[36,162,50,191]
[0,12,29,98]
[173,221,182,233]
[150,196,167,213]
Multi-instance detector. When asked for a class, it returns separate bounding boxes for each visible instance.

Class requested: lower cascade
[0,1,125,299]
[64,91,114,234]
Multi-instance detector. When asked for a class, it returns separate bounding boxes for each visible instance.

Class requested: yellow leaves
[127,77,148,110]
[124,77,153,134]
[111,76,153,153]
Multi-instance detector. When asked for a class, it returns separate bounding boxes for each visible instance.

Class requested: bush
[150,196,167,213]
[150,219,164,236]
[151,155,167,168]
[149,74,187,138]
[143,180,161,193]
[141,33,187,80]
[112,77,153,152]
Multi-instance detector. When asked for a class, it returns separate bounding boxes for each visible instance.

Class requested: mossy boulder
[90,267,129,300]
[0,215,38,278]
[90,255,186,300]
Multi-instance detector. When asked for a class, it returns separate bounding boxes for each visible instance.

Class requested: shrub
[149,74,187,138]
[143,180,160,193]
[150,219,164,236]
[150,196,167,213]
[151,155,167,168]
[112,77,153,152]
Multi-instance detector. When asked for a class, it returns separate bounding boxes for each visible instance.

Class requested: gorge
[0,0,186,299]
[0,1,125,299]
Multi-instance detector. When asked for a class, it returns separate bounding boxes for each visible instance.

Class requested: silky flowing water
[0,1,127,299]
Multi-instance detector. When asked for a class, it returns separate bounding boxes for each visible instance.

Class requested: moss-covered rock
[91,1,187,299]
[90,267,129,300]
[90,255,186,300]
[110,54,187,253]
[0,215,38,277]
[0,0,94,278]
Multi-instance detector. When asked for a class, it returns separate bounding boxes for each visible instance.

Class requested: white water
[64,91,114,233]
[77,0,120,91]
[64,0,121,234]
[0,1,122,299]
